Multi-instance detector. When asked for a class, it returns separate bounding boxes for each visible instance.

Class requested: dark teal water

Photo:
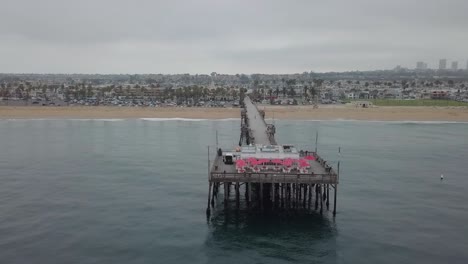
[1,119,467,264]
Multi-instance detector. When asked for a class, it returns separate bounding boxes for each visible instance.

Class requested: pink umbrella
[304,155,316,161]
[249,159,259,166]
[298,159,310,168]
[283,158,293,167]
[271,158,282,164]
[236,159,246,167]
[258,158,269,164]
[247,157,257,163]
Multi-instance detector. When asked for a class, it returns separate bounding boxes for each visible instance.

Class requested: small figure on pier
[440,174,444,180]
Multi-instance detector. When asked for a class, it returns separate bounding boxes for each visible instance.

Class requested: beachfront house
[347,92,357,99]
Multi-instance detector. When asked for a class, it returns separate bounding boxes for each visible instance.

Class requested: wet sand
[1,105,468,121]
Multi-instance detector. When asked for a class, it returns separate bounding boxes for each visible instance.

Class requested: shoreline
[1,105,468,121]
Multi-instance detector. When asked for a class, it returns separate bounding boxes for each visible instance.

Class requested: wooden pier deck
[206,96,339,217]
[243,96,275,145]
[210,153,337,184]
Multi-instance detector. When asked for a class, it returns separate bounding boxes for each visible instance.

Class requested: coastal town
[1,67,468,108]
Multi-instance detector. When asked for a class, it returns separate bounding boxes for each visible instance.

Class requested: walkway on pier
[244,96,272,145]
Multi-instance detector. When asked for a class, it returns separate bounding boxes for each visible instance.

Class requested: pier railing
[210,172,338,184]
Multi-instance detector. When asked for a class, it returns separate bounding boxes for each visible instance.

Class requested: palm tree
[203,87,210,100]
[289,87,295,97]
[310,87,317,100]
[231,89,239,99]
[23,90,30,105]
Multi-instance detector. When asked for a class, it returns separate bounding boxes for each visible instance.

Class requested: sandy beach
[1,105,468,121]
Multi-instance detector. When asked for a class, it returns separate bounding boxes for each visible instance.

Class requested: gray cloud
[1,0,467,73]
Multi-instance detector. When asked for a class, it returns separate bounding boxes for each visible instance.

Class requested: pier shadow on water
[204,205,337,264]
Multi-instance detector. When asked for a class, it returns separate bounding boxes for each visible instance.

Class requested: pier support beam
[303,184,307,208]
[281,184,284,208]
[293,183,296,208]
[326,184,330,210]
[320,185,323,215]
[247,183,251,207]
[333,184,338,217]
[235,182,240,208]
[272,183,276,208]
[224,183,228,207]
[206,182,212,217]
[260,183,264,210]
[211,185,216,208]
[315,184,319,210]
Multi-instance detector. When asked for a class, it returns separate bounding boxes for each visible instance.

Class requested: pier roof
[240,144,299,159]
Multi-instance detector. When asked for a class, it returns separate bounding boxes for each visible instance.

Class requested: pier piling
[333,184,337,216]
[320,185,323,215]
[206,182,212,216]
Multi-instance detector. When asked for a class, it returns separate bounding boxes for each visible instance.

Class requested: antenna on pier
[216,130,218,150]
[315,131,319,153]
[337,160,340,182]
[207,146,210,175]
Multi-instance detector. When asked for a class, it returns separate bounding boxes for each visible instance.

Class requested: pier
[207,96,339,217]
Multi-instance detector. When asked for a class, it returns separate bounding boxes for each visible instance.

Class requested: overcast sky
[1,0,467,74]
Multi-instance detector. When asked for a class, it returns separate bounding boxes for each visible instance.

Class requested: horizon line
[2,68,468,76]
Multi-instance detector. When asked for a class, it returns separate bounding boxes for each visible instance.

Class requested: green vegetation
[369,99,468,106]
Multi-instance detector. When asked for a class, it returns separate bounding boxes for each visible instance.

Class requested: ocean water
[0,118,467,264]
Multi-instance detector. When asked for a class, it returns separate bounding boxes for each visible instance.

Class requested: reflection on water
[205,204,337,263]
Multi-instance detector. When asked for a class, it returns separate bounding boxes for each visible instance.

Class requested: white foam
[217,118,241,121]
[0,118,125,122]
[140,117,242,122]
[69,118,125,122]
[140,118,208,121]
[296,119,468,124]
[387,120,468,124]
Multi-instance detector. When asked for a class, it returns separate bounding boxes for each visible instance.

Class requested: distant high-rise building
[439,59,447,70]
[451,61,458,71]
[416,61,428,70]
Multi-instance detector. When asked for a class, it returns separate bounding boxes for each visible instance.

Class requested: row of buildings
[2,78,468,106]
[415,59,468,71]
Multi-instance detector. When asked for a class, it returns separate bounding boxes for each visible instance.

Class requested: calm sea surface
[1,119,467,264]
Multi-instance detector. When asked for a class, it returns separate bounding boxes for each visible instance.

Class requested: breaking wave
[0,118,125,122]
[140,117,240,122]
